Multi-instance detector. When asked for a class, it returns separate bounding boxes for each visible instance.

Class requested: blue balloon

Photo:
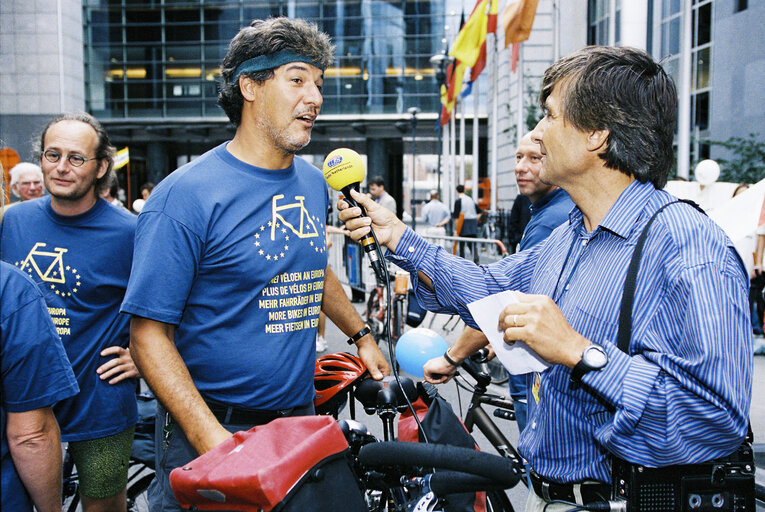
[396,328,449,378]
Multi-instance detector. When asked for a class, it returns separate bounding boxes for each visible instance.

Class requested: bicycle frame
[459,356,528,486]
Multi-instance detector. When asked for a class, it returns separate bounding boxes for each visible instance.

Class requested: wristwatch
[570,344,608,386]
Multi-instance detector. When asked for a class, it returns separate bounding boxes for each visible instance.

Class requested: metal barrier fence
[327,232,507,291]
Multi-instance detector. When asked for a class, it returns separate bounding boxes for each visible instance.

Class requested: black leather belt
[204,399,294,426]
[529,469,610,505]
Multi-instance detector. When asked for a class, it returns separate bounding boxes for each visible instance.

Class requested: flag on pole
[467,0,498,84]
[114,147,130,170]
[510,42,521,72]
[439,0,497,126]
[500,0,538,48]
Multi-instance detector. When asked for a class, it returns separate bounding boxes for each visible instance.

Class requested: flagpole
[677,0,692,180]
[126,159,132,208]
[609,0,617,45]
[459,92,466,186]
[516,43,524,146]
[450,105,456,194]
[473,77,479,197]
[489,31,498,213]
[553,0,560,61]
[443,113,450,206]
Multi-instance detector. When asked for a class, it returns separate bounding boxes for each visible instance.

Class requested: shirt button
[531,421,537,429]
[565,285,570,291]
[408,246,415,253]
[581,239,588,247]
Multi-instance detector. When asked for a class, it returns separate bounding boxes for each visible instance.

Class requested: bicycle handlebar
[357,441,522,490]
[429,471,514,494]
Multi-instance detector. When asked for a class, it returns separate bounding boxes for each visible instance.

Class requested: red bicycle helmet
[314,352,368,416]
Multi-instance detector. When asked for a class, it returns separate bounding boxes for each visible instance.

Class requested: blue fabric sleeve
[122,211,203,324]
[2,268,79,412]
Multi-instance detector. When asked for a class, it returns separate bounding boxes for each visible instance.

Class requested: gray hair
[540,46,677,188]
[10,162,43,186]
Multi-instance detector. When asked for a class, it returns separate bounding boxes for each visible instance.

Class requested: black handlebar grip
[429,471,513,494]
[357,442,521,488]
[493,409,515,421]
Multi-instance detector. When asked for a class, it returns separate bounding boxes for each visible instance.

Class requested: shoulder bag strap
[616,198,705,354]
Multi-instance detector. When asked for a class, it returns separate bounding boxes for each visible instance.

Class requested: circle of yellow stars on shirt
[15,261,81,297]
[253,216,327,260]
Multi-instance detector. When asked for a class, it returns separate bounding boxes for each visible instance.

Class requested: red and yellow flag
[439,0,498,126]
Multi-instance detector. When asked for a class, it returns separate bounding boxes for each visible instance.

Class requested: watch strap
[346,325,371,345]
[443,349,460,367]
[570,359,590,385]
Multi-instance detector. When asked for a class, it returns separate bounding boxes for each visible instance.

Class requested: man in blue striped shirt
[339,46,752,511]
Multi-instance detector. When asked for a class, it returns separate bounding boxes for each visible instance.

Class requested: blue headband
[233,50,324,80]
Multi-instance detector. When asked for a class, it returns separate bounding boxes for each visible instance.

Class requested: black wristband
[347,325,371,345]
[443,349,460,367]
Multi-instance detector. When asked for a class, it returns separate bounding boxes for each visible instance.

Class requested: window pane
[696,3,711,45]
[694,47,710,90]
[694,91,709,131]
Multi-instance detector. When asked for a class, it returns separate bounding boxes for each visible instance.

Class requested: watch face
[583,345,608,368]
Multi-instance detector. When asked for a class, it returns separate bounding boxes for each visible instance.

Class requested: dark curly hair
[540,46,677,189]
[218,17,335,126]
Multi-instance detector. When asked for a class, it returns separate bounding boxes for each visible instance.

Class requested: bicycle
[315,353,523,511]
[62,391,156,512]
[425,312,508,385]
[365,268,409,345]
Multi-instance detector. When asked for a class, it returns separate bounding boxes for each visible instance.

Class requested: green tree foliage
[702,133,765,184]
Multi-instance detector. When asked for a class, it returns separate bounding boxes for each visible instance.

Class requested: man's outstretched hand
[337,189,407,252]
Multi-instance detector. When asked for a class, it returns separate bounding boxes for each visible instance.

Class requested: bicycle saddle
[355,375,418,413]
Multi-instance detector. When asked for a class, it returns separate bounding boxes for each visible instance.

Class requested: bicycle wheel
[485,358,509,385]
[365,288,385,343]
[63,491,80,512]
[62,449,80,512]
[486,489,514,512]
[126,463,153,512]
[391,296,405,343]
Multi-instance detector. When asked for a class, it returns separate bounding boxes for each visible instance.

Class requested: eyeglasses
[42,149,98,167]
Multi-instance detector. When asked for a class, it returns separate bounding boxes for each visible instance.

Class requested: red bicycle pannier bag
[169,415,366,512]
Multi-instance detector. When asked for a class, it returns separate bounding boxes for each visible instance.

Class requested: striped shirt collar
[567,179,657,240]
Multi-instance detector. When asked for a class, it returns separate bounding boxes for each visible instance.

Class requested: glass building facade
[83,0,459,119]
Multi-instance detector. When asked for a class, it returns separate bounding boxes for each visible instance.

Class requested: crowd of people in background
[1,15,761,512]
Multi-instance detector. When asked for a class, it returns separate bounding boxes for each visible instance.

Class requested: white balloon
[694,159,720,186]
[132,198,146,213]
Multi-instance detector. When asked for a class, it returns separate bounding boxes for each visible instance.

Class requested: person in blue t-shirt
[120,18,389,512]
[423,133,574,434]
[0,112,139,512]
[1,261,79,512]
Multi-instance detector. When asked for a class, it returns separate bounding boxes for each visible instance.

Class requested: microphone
[323,148,386,286]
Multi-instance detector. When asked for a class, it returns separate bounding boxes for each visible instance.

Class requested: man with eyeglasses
[8,162,45,204]
[0,112,139,512]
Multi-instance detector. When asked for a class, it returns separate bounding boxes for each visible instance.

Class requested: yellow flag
[114,147,129,170]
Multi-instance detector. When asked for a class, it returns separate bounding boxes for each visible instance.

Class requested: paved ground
[321,298,765,510]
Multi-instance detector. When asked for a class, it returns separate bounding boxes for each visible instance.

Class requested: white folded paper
[466,290,550,375]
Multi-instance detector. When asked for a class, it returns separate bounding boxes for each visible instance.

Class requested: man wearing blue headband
[121,17,389,511]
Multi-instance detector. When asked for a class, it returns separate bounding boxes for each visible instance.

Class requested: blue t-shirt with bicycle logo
[121,142,330,410]
[1,198,138,442]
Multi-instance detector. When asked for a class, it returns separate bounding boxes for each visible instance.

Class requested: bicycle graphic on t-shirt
[253,195,326,262]
[17,242,80,297]
[271,194,320,240]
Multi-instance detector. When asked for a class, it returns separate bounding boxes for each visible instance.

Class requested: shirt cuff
[579,342,630,406]
[387,227,445,312]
